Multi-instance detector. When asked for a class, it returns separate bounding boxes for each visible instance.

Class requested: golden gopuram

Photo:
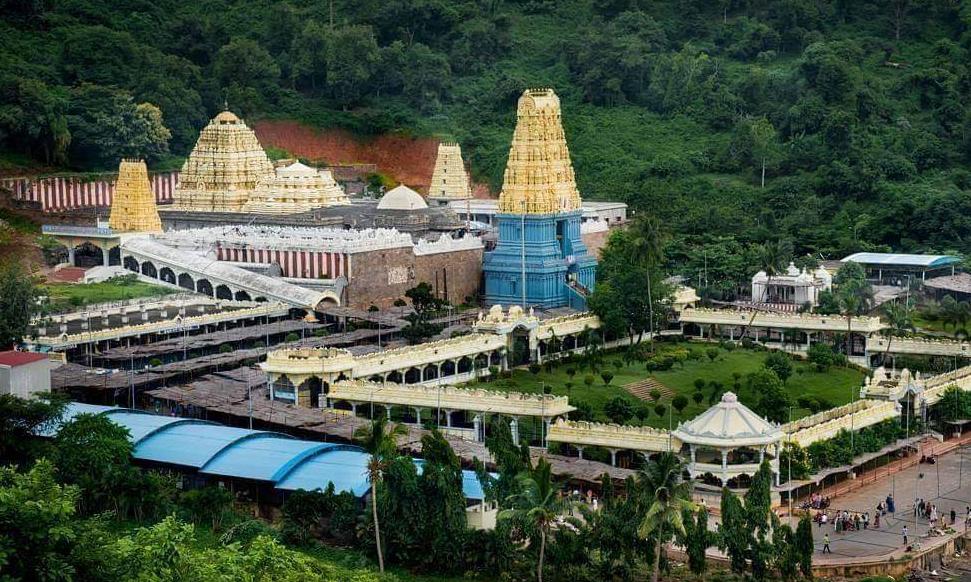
[243,161,350,214]
[108,159,162,233]
[172,110,274,213]
[427,142,472,201]
[497,88,582,214]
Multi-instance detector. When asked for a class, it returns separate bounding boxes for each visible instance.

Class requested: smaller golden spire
[109,159,162,233]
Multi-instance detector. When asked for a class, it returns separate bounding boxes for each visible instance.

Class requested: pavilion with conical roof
[482,88,596,310]
[172,110,274,213]
[108,159,162,233]
[673,392,784,487]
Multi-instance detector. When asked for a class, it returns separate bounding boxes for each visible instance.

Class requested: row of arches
[122,255,266,303]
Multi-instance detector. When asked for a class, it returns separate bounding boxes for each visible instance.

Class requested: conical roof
[109,159,162,233]
[173,110,274,213]
[428,142,471,200]
[497,88,582,214]
[673,392,783,447]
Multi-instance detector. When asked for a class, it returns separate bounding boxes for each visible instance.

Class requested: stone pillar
[510,417,519,445]
[351,402,358,416]
[473,414,483,442]
[101,246,110,266]
[386,406,392,421]
[68,246,76,265]
[759,447,765,464]
[690,445,696,465]
[543,418,552,448]
[721,449,729,485]
[609,449,618,467]
[806,332,813,351]
[414,407,421,425]
[443,409,453,428]
[576,446,584,460]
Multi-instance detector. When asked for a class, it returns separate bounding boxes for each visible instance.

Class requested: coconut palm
[637,452,696,582]
[499,459,573,582]
[739,240,788,340]
[881,299,915,362]
[629,216,668,348]
[354,416,407,573]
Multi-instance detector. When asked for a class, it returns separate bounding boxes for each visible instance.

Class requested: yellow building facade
[108,159,162,233]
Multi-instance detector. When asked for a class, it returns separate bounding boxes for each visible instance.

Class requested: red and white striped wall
[217,246,349,280]
[0,171,178,212]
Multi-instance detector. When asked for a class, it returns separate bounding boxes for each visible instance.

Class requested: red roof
[0,351,48,367]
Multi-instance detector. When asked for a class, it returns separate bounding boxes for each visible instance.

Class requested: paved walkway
[793,443,971,560]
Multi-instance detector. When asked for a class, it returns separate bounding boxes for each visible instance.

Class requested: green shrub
[706,348,719,361]
[600,371,614,385]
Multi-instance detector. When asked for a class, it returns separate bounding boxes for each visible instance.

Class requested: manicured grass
[42,277,176,311]
[474,342,865,429]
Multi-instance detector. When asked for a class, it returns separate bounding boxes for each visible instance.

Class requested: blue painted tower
[483,88,597,309]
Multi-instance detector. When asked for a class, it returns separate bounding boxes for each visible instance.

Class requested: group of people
[802,492,831,511]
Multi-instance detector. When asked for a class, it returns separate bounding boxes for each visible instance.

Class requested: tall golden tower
[173,110,274,213]
[497,88,582,214]
[109,159,162,233]
[427,142,472,200]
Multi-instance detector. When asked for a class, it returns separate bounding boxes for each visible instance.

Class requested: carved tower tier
[172,110,274,213]
[427,142,472,202]
[483,88,596,310]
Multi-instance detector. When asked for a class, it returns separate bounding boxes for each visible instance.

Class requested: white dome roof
[673,392,783,447]
[276,161,317,177]
[377,185,428,210]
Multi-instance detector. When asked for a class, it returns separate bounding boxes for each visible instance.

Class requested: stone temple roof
[377,185,428,211]
[673,392,783,448]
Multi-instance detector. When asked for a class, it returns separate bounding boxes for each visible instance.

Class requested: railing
[42,225,115,236]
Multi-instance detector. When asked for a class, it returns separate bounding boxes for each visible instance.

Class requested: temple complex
[172,110,274,213]
[483,88,596,309]
[427,142,472,204]
[108,159,162,233]
[243,161,349,214]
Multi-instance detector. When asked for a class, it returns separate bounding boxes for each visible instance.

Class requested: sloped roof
[842,252,959,268]
[0,351,48,366]
[45,402,485,500]
[673,392,783,448]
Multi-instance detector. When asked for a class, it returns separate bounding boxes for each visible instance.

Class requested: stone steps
[624,377,674,401]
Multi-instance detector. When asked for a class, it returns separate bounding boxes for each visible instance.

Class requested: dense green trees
[0,263,37,349]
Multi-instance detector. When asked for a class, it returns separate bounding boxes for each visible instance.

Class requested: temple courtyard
[470,341,865,429]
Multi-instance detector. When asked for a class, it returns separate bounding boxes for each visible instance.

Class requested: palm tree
[354,416,407,573]
[739,240,788,340]
[637,452,696,582]
[629,216,667,349]
[881,299,915,363]
[499,459,572,582]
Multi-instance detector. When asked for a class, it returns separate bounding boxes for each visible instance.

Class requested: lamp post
[521,199,527,310]
[788,405,795,522]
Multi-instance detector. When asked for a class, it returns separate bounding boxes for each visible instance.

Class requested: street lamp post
[788,405,795,521]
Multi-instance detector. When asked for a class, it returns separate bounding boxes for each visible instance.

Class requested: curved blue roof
[275,448,371,496]
[50,403,485,500]
[136,423,276,468]
[37,402,116,437]
[201,436,334,481]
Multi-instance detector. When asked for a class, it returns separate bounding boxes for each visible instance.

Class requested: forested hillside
[2,0,971,290]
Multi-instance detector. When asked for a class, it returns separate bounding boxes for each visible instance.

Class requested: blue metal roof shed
[48,403,486,501]
[842,252,960,268]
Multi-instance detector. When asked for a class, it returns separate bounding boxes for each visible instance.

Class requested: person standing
[822,533,831,554]
[951,508,957,526]
[903,525,909,546]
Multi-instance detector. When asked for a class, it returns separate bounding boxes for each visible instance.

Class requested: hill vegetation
[2,1,971,290]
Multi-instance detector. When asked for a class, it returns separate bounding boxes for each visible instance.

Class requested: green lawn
[42,276,176,311]
[474,342,865,430]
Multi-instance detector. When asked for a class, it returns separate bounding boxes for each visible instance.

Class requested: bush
[692,391,705,404]
[764,351,794,384]
[285,332,300,342]
[706,348,719,361]
[529,363,542,375]
[218,343,233,353]
[148,358,162,367]
[808,343,837,371]
[600,371,614,385]
[693,379,706,391]
[583,374,595,387]
[571,400,594,421]
[649,389,662,402]
[604,396,635,424]
[672,395,689,413]
[654,404,667,417]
